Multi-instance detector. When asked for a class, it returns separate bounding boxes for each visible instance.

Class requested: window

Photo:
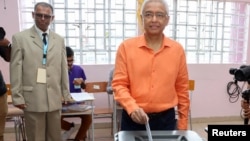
[19,0,250,64]
[165,0,250,64]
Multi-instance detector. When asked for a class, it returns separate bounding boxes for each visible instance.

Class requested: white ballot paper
[70,92,94,102]
[145,122,153,141]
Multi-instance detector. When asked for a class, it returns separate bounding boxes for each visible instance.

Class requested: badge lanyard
[42,44,48,65]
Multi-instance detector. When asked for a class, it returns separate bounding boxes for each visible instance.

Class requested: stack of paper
[70,92,95,102]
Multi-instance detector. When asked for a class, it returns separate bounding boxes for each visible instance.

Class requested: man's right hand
[130,108,149,124]
[15,104,27,110]
[62,95,75,105]
[73,78,84,85]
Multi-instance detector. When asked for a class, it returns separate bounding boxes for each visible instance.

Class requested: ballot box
[114,130,203,141]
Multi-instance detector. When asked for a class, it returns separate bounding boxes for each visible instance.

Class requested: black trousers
[120,108,176,131]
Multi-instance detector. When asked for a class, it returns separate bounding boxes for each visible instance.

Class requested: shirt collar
[137,33,171,49]
[34,25,49,39]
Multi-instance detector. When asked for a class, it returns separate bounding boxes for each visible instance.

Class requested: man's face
[32,5,54,32]
[141,1,169,36]
[67,56,74,70]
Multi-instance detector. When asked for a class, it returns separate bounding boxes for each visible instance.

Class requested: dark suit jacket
[0,43,11,62]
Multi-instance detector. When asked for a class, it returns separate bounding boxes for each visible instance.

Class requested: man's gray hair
[140,0,169,16]
[34,2,54,14]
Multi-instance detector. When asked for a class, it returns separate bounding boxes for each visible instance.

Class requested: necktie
[42,33,47,45]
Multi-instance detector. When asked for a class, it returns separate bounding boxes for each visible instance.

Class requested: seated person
[61,46,92,141]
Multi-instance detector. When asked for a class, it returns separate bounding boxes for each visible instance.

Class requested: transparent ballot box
[114,130,203,141]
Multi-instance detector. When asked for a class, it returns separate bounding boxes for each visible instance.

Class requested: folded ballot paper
[62,92,94,112]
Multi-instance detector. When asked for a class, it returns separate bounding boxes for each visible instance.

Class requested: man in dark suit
[0,27,11,141]
[10,2,72,141]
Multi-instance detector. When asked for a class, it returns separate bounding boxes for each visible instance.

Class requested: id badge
[37,68,46,83]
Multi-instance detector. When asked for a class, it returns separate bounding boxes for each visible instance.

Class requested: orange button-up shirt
[112,34,190,130]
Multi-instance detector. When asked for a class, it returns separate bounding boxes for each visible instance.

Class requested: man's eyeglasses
[143,12,167,20]
[34,13,53,19]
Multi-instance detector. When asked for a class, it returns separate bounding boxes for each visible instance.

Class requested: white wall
[188,64,244,118]
[1,0,249,119]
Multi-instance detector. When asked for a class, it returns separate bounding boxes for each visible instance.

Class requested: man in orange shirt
[112,0,190,131]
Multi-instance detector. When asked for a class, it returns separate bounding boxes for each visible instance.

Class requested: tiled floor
[3,117,244,141]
